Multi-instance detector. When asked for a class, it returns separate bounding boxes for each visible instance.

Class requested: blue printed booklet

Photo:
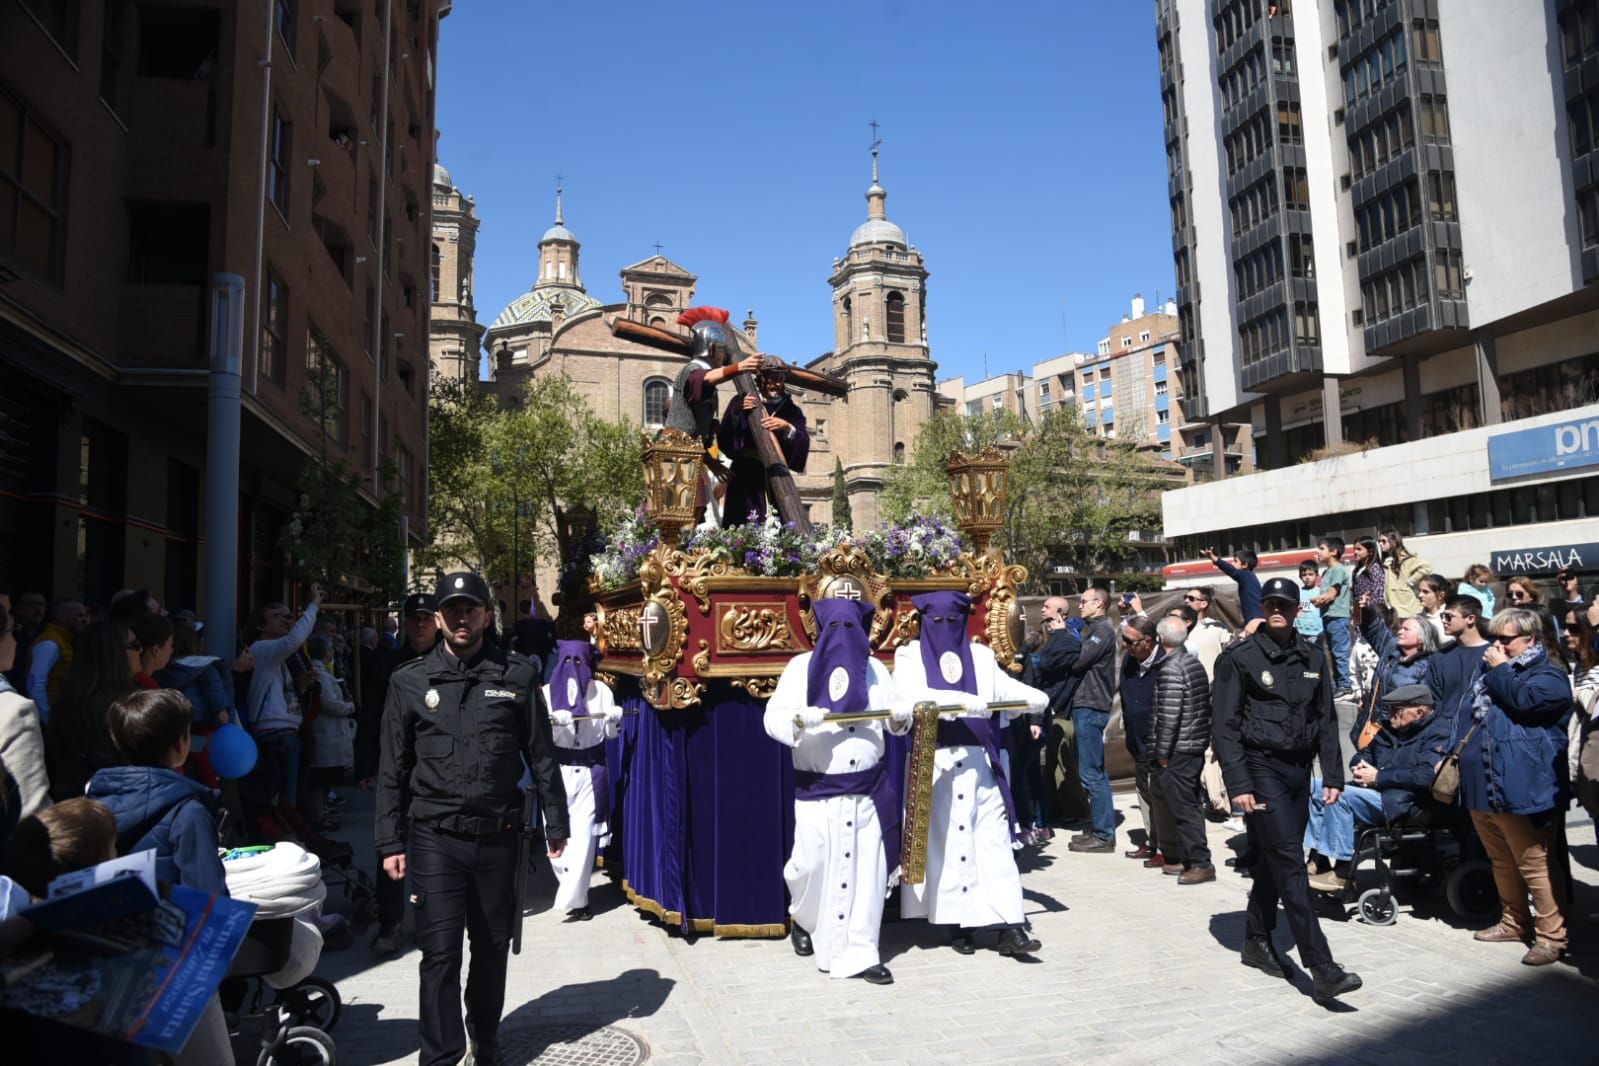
[0,853,256,1054]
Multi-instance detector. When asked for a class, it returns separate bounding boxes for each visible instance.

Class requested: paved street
[298,791,1595,1066]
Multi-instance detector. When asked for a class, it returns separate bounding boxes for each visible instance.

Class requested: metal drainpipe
[372,0,393,486]
[249,0,277,394]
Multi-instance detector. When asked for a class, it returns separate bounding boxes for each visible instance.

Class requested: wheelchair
[1313,804,1499,927]
[222,915,342,1065]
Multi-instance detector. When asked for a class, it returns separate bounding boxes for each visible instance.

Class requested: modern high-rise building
[1155,0,1599,582]
[0,1,441,608]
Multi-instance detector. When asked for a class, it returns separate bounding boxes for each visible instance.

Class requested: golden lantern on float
[944,446,1011,556]
[641,429,704,548]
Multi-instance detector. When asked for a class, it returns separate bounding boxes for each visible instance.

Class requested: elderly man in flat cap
[1304,683,1455,892]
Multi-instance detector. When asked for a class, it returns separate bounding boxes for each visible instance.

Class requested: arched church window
[649,316,666,327]
[644,378,670,426]
[893,441,906,463]
[886,292,906,343]
[429,243,441,302]
[646,292,673,310]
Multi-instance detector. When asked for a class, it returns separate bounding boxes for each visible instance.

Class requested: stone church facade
[431,153,942,530]
[429,164,486,383]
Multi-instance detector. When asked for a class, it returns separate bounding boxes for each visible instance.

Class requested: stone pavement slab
[300,790,1596,1065]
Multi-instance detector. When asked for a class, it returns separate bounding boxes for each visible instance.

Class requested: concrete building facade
[1155,0,1599,584]
[0,0,441,612]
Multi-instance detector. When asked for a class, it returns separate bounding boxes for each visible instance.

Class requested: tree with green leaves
[882,405,1171,590]
[423,373,645,617]
[831,459,853,530]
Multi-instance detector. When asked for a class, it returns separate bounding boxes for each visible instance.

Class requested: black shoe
[466,1041,500,1066]
[1067,836,1115,853]
[1310,962,1363,1001]
[850,964,894,985]
[567,906,593,921]
[1241,936,1287,979]
[951,930,976,955]
[997,925,1041,956]
[791,924,814,957]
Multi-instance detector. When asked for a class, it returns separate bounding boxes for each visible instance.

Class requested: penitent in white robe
[895,641,1046,928]
[542,678,620,911]
[763,655,908,979]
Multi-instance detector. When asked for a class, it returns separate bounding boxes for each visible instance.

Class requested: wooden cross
[653,241,664,256]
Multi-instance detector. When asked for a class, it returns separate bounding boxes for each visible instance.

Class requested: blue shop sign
[1488,413,1599,480]
[1490,542,1599,576]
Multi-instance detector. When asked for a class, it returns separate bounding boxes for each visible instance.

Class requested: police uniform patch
[1303,671,1321,680]
[828,666,850,702]
[1260,670,1274,687]
[424,688,440,710]
[939,650,964,684]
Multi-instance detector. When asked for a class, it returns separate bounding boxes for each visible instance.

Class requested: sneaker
[1333,688,1355,701]
[1222,817,1246,833]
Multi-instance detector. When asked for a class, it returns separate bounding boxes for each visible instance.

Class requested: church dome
[433,162,453,188]
[541,222,578,243]
[849,217,907,248]
[489,285,601,331]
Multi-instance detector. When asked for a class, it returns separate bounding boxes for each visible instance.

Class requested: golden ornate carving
[731,676,780,700]
[797,545,893,647]
[692,639,712,675]
[885,607,922,653]
[899,702,942,885]
[642,429,706,547]
[601,606,644,653]
[636,544,691,709]
[594,670,619,689]
[945,446,1011,555]
[666,676,705,709]
[716,602,798,653]
[666,550,733,615]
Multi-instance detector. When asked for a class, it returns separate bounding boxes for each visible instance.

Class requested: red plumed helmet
[677,306,730,328]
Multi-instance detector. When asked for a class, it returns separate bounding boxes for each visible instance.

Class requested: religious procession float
[578,310,1028,937]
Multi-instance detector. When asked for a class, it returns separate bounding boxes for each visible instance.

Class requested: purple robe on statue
[715,392,810,526]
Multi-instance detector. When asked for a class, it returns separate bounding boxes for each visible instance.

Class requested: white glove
[963,694,990,714]
[888,700,915,726]
[603,706,623,724]
[550,710,575,728]
[797,707,827,731]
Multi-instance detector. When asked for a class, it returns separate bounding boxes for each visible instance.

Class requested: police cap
[1259,577,1300,605]
[437,572,491,607]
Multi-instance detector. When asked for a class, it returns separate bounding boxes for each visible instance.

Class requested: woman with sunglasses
[1505,576,1543,609]
[1378,529,1433,621]
[1458,608,1573,966]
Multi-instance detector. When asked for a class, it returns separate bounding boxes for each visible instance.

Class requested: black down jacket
[1152,647,1213,759]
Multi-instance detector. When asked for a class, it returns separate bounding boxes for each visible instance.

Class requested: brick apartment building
[0,0,442,618]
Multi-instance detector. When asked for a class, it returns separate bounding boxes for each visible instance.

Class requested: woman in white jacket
[306,634,354,830]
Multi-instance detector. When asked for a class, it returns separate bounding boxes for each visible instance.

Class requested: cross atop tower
[554,173,565,225]
[869,119,882,183]
[653,241,664,256]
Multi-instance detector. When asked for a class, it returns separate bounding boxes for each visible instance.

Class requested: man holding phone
[1211,577,1362,1003]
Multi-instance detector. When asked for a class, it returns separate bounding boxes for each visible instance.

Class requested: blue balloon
[208,723,258,779]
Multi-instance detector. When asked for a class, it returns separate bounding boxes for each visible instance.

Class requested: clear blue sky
[435,1,1174,383]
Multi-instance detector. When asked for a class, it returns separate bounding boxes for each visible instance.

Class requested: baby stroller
[223,915,341,1065]
[223,843,344,1063]
[253,804,375,941]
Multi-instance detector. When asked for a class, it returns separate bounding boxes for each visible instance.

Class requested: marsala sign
[1490,541,1599,576]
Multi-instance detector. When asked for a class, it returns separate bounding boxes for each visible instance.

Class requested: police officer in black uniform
[377,572,570,1066]
[1212,576,1363,1003]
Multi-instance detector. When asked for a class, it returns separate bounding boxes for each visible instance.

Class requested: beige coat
[0,683,50,820]
[1383,554,1433,619]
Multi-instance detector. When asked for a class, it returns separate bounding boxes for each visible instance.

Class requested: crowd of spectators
[1014,544,1596,969]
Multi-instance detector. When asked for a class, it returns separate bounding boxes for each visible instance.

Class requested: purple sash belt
[936,717,1020,842]
[794,760,901,875]
[558,743,610,824]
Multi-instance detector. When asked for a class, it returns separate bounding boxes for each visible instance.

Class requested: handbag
[1432,720,1482,805]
